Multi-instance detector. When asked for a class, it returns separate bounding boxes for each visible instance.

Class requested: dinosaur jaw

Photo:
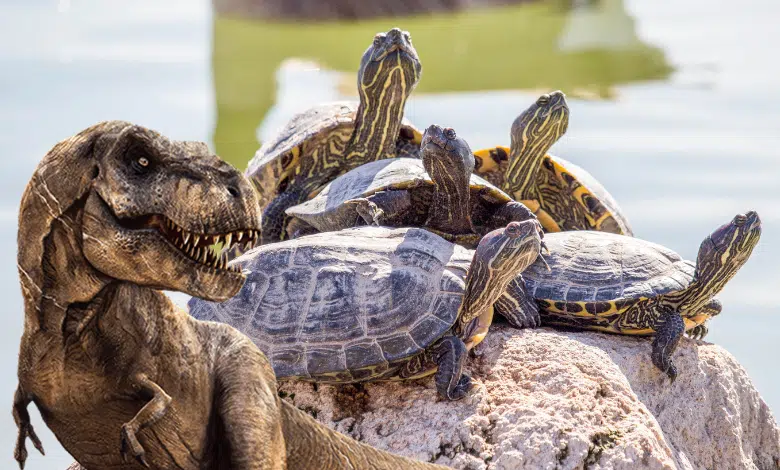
[119,213,259,273]
[82,192,259,301]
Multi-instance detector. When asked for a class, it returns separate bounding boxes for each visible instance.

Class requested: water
[1,0,778,468]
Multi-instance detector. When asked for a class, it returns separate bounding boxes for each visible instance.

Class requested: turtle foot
[687,324,708,340]
[347,198,385,226]
[448,374,472,400]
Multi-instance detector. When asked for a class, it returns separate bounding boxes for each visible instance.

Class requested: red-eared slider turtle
[188,221,544,400]
[473,91,633,236]
[501,211,761,381]
[283,125,539,249]
[250,27,424,244]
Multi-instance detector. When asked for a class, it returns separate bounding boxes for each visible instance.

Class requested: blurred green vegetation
[211,0,672,168]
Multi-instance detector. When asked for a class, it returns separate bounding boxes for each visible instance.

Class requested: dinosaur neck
[22,197,110,334]
[504,147,547,200]
[346,70,408,164]
[280,401,443,469]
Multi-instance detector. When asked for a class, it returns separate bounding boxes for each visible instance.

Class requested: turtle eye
[373,34,384,46]
[444,128,457,140]
[537,94,550,106]
[733,214,747,226]
[505,223,520,238]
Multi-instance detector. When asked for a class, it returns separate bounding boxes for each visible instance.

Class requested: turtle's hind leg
[651,309,685,382]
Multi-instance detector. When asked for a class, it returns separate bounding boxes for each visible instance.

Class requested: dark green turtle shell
[246,102,422,209]
[285,157,513,234]
[187,226,474,383]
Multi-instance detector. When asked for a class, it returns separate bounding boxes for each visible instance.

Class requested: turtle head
[510,91,570,159]
[696,211,761,280]
[421,124,475,182]
[82,125,261,302]
[357,28,421,104]
[459,220,544,329]
[505,91,570,194]
[420,125,476,235]
[680,211,761,313]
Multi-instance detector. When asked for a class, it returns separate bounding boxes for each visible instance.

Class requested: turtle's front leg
[431,335,470,401]
[13,386,44,469]
[261,190,305,244]
[494,276,541,329]
[120,373,172,467]
[345,190,412,226]
[651,309,685,382]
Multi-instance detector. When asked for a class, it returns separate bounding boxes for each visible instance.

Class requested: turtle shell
[285,157,513,234]
[522,231,693,323]
[538,155,634,236]
[187,226,474,383]
[246,102,422,209]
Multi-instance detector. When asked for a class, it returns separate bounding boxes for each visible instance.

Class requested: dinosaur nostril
[227,186,240,198]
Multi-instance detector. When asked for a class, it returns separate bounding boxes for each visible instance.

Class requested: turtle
[283,124,540,249]
[495,211,762,381]
[188,220,544,400]
[249,27,424,245]
[472,90,634,236]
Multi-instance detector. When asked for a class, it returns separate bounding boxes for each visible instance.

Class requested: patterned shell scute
[550,155,632,234]
[246,102,418,178]
[523,231,695,303]
[286,157,510,230]
[188,226,474,379]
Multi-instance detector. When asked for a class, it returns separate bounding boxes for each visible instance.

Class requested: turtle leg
[261,190,305,244]
[345,190,412,226]
[284,217,319,239]
[651,309,685,382]
[494,276,541,329]
[431,335,470,400]
[687,324,708,341]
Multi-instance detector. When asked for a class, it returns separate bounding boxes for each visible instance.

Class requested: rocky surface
[278,325,780,469]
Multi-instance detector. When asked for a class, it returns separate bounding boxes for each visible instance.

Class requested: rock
[277,325,780,470]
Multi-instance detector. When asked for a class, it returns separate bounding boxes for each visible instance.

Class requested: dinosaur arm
[280,400,446,469]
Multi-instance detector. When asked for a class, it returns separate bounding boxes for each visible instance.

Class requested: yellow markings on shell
[593,213,613,231]
[473,146,510,173]
[520,199,562,232]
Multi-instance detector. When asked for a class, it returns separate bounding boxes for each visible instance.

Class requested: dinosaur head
[79,124,260,301]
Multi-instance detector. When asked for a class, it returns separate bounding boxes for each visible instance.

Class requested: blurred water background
[1,0,778,467]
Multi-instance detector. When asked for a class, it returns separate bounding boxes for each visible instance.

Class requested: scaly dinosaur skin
[14,121,444,470]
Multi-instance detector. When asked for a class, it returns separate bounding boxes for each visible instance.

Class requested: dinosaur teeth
[183,232,190,245]
[224,233,232,247]
[237,231,244,242]
[193,235,200,246]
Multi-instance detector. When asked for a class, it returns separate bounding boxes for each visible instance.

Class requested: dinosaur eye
[444,128,457,139]
[537,94,550,106]
[138,157,149,167]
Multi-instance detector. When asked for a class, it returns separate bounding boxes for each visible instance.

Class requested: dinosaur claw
[137,454,150,468]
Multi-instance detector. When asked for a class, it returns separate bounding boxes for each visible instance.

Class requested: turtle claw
[687,324,708,341]
[347,198,385,226]
[540,240,550,255]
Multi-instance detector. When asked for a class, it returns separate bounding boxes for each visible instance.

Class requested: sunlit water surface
[1,0,778,467]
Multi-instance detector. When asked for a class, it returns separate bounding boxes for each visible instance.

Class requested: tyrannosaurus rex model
[14,121,444,470]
